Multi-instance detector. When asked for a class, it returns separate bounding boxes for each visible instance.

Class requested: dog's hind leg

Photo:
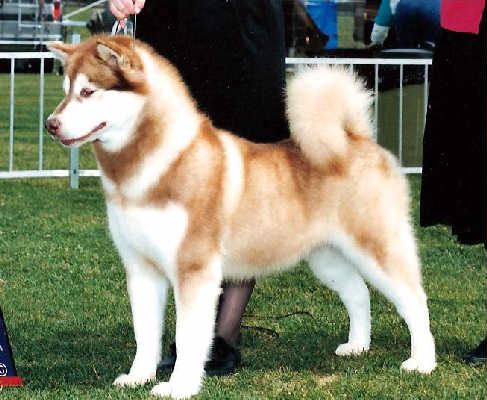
[334,232,436,374]
[151,254,222,399]
[114,259,169,387]
[308,246,371,356]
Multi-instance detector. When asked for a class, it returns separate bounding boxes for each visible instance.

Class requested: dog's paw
[151,381,200,399]
[400,357,436,374]
[113,371,156,388]
[151,382,173,398]
[335,342,369,356]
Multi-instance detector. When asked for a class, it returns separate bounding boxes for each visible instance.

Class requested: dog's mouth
[59,122,107,146]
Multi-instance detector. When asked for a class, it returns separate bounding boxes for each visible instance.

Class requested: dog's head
[45,35,147,147]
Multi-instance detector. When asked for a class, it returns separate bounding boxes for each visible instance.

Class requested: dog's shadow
[20,323,136,390]
[238,328,362,374]
[23,316,471,391]
[233,329,472,376]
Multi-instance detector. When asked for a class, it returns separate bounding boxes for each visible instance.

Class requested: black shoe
[157,336,241,376]
[463,338,486,365]
[158,342,177,370]
[205,336,241,376]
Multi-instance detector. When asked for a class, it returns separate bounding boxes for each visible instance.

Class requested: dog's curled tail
[286,66,373,168]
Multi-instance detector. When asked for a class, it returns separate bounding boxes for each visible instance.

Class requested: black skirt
[420,12,486,247]
[135,0,289,143]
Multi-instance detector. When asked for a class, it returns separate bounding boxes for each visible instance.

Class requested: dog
[45,35,436,398]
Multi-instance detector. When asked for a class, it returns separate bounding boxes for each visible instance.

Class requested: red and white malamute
[46,35,436,398]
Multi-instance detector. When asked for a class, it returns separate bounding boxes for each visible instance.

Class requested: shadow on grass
[14,296,484,395]
[20,322,135,390]
[238,331,404,374]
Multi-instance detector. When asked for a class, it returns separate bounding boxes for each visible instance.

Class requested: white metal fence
[288,56,432,174]
[0,52,432,188]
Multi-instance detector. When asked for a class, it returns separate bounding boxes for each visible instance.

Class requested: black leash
[241,310,315,338]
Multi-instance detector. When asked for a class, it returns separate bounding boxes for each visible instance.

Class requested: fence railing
[287,57,432,174]
[0,52,432,188]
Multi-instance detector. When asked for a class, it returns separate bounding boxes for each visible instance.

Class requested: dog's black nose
[45,117,61,136]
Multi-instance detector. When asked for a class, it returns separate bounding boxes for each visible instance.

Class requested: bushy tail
[286,66,373,168]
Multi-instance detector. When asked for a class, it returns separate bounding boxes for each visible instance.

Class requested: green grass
[0,175,485,399]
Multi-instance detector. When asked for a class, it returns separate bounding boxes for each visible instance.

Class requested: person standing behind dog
[420,0,486,364]
[108,0,289,374]
[370,0,440,48]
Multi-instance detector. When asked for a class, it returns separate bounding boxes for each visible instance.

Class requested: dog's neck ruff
[95,45,202,202]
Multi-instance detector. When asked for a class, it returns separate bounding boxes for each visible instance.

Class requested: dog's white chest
[106,201,189,280]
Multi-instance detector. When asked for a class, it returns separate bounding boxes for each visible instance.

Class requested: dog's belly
[221,219,328,279]
[106,201,189,280]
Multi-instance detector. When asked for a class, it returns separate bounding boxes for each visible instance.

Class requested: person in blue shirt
[371,0,440,48]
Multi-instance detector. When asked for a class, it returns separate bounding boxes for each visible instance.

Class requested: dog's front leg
[114,262,169,387]
[151,255,222,399]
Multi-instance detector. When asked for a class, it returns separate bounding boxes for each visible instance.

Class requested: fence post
[9,59,15,172]
[69,33,81,189]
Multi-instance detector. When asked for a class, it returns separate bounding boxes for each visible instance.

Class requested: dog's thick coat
[46,35,436,398]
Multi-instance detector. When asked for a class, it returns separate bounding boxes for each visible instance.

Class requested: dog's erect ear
[96,41,126,69]
[96,39,145,89]
[46,42,77,64]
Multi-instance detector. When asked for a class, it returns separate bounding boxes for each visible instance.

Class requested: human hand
[370,23,389,46]
[109,0,145,26]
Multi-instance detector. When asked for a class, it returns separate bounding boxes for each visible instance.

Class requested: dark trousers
[420,11,486,247]
[136,0,289,143]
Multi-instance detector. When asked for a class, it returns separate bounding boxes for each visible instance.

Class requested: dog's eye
[80,88,95,98]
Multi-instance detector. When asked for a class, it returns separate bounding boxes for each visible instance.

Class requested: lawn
[0,174,485,399]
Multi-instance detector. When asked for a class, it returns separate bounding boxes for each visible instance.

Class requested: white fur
[153,255,223,399]
[99,173,117,199]
[326,232,436,373]
[107,201,189,284]
[309,246,371,355]
[109,201,192,388]
[62,76,70,94]
[114,265,169,387]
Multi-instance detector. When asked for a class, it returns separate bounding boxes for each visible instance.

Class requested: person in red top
[420,0,486,364]
[441,0,485,34]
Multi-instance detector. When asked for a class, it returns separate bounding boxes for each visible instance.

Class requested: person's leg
[191,280,256,376]
[463,249,486,365]
[158,280,255,374]
[214,280,255,346]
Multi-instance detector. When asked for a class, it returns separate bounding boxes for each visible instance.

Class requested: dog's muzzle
[45,116,61,137]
